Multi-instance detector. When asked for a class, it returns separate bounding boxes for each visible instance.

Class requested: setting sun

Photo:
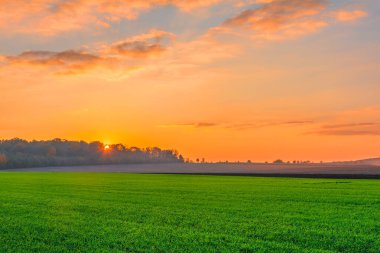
[104,145,110,151]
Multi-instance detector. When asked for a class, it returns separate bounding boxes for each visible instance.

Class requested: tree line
[0,138,184,169]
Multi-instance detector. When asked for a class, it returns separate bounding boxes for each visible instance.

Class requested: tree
[0,139,185,169]
[47,146,57,157]
[0,153,7,168]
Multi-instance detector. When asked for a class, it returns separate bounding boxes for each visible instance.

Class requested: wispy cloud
[159,120,314,130]
[106,30,175,58]
[332,9,368,22]
[158,106,380,137]
[0,0,222,36]
[6,50,104,75]
[158,122,219,128]
[306,107,380,136]
[1,30,176,76]
[219,0,329,41]
[322,122,377,129]
[0,30,237,79]
[0,1,370,78]
[211,0,367,42]
[225,120,314,130]
[9,50,99,64]
[159,117,380,137]
[0,0,368,37]
[310,122,380,136]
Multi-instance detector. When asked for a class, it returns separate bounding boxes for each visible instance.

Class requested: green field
[0,173,379,252]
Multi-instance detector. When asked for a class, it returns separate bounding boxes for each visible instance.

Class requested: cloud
[225,120,314,130]
[0,0,369,38]
[306,107,380,136]
[172,0,221,11]
[0,0,369,78]
[9,51,99,64]
[1,29,177,76]
[322,122,377,129]
[184,111,377,136]
[6,50,107,75]
[0,55,8,64]
[107,30,175,58]
[310,122,380,136]
[0,27,238,79]
[96,0,222,20]
[221,0,329,41]
[0,0,96,36]
[225,0,327,27]
[158,122,219,128]
[159,120,313,130]
[210,0,368,42]
[332,10,368,22]
[315,130,380,136]
[0,0,221,36]
[108,30,241,79]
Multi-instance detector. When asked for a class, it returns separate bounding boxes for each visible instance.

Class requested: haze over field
[1,0,380,162]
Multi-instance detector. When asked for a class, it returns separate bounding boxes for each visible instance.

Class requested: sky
[1,0,380,162]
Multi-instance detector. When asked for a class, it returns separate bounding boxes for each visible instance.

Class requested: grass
[0,173,379,252]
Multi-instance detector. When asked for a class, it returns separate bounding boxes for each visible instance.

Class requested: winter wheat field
[0,172,379,253]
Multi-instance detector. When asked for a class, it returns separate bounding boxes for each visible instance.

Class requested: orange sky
[1,0,380,162]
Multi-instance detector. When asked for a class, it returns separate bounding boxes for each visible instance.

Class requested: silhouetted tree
[0,138,184,169]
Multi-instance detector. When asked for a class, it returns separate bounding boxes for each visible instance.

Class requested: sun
[104,145,110,151]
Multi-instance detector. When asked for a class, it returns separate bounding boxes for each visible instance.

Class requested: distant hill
[331,157,380,166]
[353,158,380,166]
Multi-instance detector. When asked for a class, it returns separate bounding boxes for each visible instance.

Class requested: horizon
[1,137,378,164]
[1,0,380,162]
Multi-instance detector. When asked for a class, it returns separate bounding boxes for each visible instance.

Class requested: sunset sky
[1,0,379,162]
